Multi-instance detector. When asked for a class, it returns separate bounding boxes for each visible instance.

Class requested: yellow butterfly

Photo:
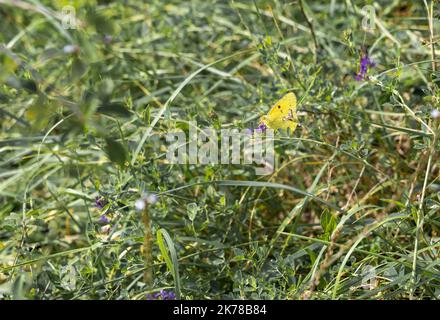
[258,92,299,133]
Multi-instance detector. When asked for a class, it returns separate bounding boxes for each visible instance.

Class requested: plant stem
[299,0,319,60]
[424,0,436,73]
[142,205,153,286]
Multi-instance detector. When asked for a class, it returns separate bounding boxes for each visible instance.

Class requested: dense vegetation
[0,0,439,300]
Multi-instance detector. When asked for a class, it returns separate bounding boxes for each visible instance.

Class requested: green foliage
[0,0,439,300]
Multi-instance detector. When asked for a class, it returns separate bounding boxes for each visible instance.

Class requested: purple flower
[95,196,108,210]
[103,35,113,44]
[167,291,176,300]
[146,293,157,300]
[95,196,111,224]
[355,54,375,81]
[98,214,110,225]
[254,122,267,133]
[146,289,176,300]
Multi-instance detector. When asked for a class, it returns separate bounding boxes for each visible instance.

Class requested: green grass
[0,0,439,300]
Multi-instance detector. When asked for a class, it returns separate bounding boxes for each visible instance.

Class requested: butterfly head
[260,115,269,124]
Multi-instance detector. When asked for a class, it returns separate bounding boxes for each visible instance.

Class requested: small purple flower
[255,122,267,133]
[95,196,108,210]
[146,289,176,300]
[166,291,176,300]
[355,53,375,81]
[98,214,110,225]
[95,196,111,224]
[146,293,156,300]
[103,35,113,44]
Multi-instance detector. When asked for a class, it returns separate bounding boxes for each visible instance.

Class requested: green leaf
[97,78,115,98]
[0,54,17,82]
[320,210,337,240]
[25,95,53,130]
[97,102,131,118]
[20,79,38,93]
[12,274,26,300]
[4,76,37,92]
[104,138,127,166]
[71,58,88,81]
[186,203,198,222]
[157,228,181,299]
[86,7,119,35]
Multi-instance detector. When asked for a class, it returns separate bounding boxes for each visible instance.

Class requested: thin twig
[142,205,153,286]
[424,0,436,73]
[299,0,319,58]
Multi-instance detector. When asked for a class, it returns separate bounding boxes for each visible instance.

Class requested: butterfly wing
[261,92,298,133]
